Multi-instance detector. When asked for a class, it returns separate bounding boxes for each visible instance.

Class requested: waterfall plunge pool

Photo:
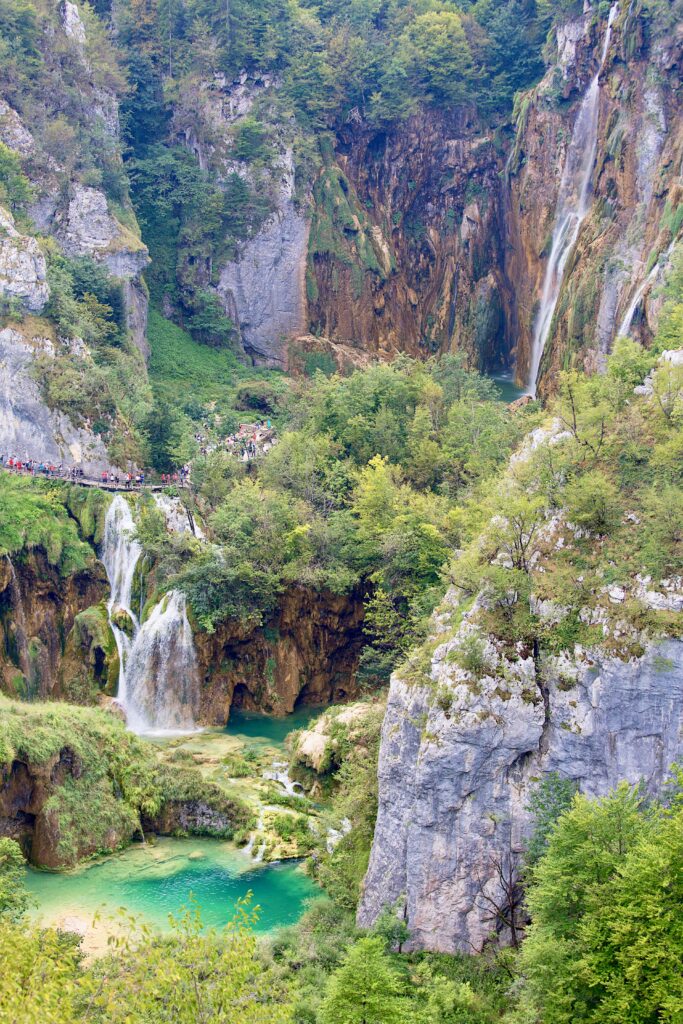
[25,837,319,957]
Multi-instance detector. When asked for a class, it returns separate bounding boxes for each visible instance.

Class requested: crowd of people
[225,421,277,462]
[1,454,151,489]
[0,421,278,490]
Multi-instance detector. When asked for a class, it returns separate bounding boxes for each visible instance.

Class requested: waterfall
[526,4,619,395]
[124,591,200,734]
[102,496,199,735]
[616,242,675,339]
[102,495,142,716]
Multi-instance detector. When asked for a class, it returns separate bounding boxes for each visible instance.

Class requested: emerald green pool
[25,838,318,942]
[225,706,327,749]
[490,372,527,404]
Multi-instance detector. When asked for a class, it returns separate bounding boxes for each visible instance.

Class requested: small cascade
[5,555,31,683]
[526,4,618,395]
[102,496,199,735]
[264,762,305,798]
[124,591,200,734]
[616,243,675,339]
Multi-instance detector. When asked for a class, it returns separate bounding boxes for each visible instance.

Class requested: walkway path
[0,465,175,493]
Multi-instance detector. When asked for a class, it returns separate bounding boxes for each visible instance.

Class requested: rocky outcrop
[508,5,683,393]
[0,550,107,700]
[194,586,365,724]
[358,636,683,953]
[0,0,150,359]
[0,207,49,313]
[170,72,310,366]
[217,151,310,366]
[0,326,116,472]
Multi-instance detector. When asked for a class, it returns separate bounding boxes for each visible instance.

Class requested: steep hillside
[358,320,683,950]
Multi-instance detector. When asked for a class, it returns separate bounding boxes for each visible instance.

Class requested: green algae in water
[25,837,318,935]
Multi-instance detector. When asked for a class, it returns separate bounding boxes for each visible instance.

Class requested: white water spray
[527,4,619,395]
[102,496,199,735]
[124,591,200,734]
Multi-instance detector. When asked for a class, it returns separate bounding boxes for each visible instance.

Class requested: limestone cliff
[358,635,683,952]
[508,3,683,393]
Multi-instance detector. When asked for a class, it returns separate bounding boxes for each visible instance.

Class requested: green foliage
[0,140,31,211]
[0,838,31,921]
[519,779,683,1023]
[525,772,578,866]
[319,936,407,1024]
[0,695,247,866]
[0,476,94,573]
[0,901,293,1023]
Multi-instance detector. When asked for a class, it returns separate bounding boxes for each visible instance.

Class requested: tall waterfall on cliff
[102,495,142,717]
[102,496,199,734]
[527,4,618,395]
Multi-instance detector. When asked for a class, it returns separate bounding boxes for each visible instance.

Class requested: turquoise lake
[26,837,318,946]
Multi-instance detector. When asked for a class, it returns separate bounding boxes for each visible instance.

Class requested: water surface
[225,706,328,750]
[26,837,318,938]
[489,372,526,404]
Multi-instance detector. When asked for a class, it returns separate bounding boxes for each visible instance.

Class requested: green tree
[0,141,31,211]
[319,936,407,1024]
[390,11,474,107]
[518,782,683,1024]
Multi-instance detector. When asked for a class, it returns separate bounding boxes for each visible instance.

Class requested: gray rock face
[217,167,310,366]
[0,327,113,472]
[0,207,49,312]
[358,639,683,953]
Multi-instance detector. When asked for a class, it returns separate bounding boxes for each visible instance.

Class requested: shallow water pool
[225,706,327,749]
[26,837,318,944]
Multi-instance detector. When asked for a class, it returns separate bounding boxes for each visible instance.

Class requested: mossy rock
[60,602,119,702]
[111,607,135,637]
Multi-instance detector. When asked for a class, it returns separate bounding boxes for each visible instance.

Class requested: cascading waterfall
[102,496,199,735]
[124,591,200,734]
[616,242,675,339]
[102,495,142,716]
[526,3,618,395]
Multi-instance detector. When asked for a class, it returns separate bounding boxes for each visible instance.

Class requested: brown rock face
[508,7,683,395]
[0,551,107,700]
[307,110,513,373]
[194,586,365,724]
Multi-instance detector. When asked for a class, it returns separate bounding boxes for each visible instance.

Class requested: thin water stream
[527,5,618,395]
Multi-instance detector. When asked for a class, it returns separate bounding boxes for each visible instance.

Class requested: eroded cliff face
[307,112,511,371]
[195,586,365,724]
[0,550,107,701]
[508,5,683,393]
[358,625,683,953]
